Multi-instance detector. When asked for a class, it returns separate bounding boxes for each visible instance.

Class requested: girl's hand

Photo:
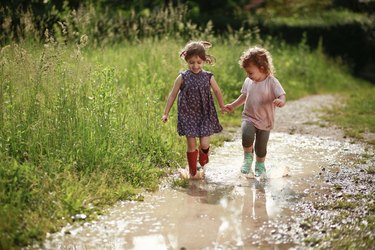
[220,106,227,113]
[273,98,285,107]
[161,114,169,123]
[224,104,234,112]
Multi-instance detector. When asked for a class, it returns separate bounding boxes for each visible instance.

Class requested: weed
[171,177,189,188]
[366,166,375,174]
[333,184,342,191]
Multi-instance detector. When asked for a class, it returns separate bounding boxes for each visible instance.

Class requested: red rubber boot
[187,150,198,177]
[199,147,209,167]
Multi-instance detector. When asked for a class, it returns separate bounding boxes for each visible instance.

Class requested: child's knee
[242,140,253,148]
[242,132,255,147]
[256,150,267,158]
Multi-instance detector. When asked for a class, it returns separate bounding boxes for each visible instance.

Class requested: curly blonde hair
[179,41,216,65]
[239,46,274,75]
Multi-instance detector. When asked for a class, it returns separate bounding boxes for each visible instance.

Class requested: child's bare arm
[210,76,226,112]
[162,75,183,122]
[226,94,246,112]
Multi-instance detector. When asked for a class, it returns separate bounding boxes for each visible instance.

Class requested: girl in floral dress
[162,41,226,179]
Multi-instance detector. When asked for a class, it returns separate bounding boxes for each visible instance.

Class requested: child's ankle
[244,152,253,160]
[244,152,252,157]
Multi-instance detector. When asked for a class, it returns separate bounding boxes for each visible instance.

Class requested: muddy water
[40,132,366,250]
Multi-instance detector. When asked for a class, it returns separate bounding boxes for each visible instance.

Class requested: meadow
[1,31,374,248]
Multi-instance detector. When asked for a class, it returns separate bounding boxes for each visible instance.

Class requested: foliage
[2,0,374,44]
[254,0,374,18]
[259,9,371,27]
[1,0,373,80]
[0,2,215,46]
[254,0,333,17]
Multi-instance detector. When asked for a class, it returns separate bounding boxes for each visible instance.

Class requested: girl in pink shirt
[226,46,286,177]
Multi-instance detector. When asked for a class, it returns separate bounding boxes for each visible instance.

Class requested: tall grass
[0,38,186,248]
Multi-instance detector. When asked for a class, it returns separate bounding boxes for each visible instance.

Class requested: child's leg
[186,136,197,152]
[254,130,270,177]
[241,121,255,174]
[198,136,210,167]
[186,136,198,176]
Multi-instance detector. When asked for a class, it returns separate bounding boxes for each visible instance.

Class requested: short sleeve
[179,70,188,89]
[206,71,214,81]
[241,78,251,95]
[271,77,286,98]
[180,70,187,81]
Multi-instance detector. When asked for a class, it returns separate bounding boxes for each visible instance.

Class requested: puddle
[36,132,368,250]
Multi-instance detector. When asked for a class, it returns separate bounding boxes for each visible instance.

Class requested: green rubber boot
[241,152,253,174]
[255,162,266,177]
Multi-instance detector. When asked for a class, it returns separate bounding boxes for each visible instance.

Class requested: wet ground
[37,130,374,250]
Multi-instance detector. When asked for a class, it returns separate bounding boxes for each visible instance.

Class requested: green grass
[322,85,375,145]
[0,36,373,249]
[0,40,185,248]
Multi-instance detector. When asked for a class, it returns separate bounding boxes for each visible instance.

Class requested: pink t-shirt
[241,75,285,131]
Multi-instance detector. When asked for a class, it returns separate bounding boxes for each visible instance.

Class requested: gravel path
[272,94,375,249]
[275,94,375,145]
[274,94,345,140]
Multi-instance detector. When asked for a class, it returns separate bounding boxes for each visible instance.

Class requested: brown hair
[239,46,274,75]
[179,41,216,65]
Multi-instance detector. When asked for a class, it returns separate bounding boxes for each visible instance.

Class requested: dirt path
[276,94,374,144]
[32,94,374,250]
[274,94,345,139]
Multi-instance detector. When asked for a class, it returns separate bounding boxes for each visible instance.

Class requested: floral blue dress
[177,70,223,137]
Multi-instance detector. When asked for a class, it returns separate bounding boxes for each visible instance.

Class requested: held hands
[220,106,228,114]
[221,104,234,113]
[162,105,232,122]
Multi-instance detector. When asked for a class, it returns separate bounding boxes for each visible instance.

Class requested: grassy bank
[0,37,373,248]
[323,87,375,145]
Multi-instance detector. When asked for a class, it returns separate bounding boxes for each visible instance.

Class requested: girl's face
[187,55,204,74]
[244,63,268,82]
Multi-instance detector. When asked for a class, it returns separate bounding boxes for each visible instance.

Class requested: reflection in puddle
[132,234,177,250]
[39,132,367,250]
